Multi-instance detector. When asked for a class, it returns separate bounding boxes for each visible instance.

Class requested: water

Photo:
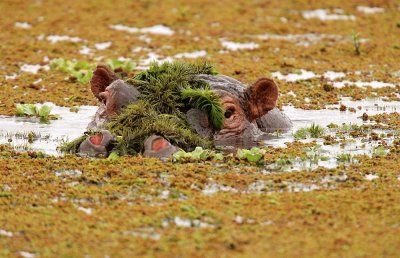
[0,98,398,160]
[0,103,97,155]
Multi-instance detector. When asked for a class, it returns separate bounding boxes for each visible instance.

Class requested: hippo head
[78,63,291,158]
[87,65,140,130]
[188,75,279,148]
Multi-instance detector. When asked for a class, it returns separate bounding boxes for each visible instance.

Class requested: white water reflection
[0,98,398,158]
[262,97,399,169]
[302,9,356,21]
[0,103,97,155]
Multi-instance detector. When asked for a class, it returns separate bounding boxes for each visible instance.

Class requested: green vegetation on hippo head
[61,61,223,156]
[105,61,224,154]
[127,61,223,128]
[106,100,212,155]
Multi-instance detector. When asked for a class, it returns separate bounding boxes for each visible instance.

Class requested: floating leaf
[38,105,52,118]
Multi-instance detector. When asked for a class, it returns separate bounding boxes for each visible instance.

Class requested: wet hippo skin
[80,64,292,158]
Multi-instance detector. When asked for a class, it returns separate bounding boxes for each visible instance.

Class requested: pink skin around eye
[89,133,103,145]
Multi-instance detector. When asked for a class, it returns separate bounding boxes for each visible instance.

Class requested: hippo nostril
[152,138,170,151]
[224,109,234,119]
[89,133,103,145]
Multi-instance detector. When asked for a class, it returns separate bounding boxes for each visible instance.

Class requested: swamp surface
[0,0,400,257]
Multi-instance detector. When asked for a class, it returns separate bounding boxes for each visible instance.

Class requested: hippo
[72,61,292,158]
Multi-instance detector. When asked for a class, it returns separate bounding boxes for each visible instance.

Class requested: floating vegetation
[50,58,135,83]
[105,59,135,72]
[294,123,325,140]
[236,147,266,163]
[15,104,59,121]
[106,101,212,155]
[336,153,353,163]
[50,58,95,83]
[1,1,400,257]
[173,147,223,162]
[373,146,388,156]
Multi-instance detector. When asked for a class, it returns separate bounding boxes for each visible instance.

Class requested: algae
[1,0,400,257]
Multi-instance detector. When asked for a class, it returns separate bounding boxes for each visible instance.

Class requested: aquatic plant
[107,101,212,155]
[308,123,325,138]
[107,151,120,161]
[236,147,265,163]
[105,59,135,72]
[293,128,308,140]
[181,87,224,130]
[51,58,135,84]
[129,61,219,116]
[373,146,388,156]
[50,58,94,83]
[293,123,325,140]
[336,153,352,163]
[274,158,292,171]
[351,30,361,55]
[15,104,58,121]
[173,147,223,162]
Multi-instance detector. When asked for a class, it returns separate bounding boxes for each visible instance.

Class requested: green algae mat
[1,0,400,257]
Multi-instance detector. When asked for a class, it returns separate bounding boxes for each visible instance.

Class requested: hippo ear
[245,78,279,121]
[90,64,117,100]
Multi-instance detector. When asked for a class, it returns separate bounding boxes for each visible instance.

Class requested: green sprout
[293,123,325,140]
[336,153,352,163]
[351,30,361,55]
[308,123,325,138]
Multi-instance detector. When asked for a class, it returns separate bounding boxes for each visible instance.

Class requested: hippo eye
[224,108,234,119]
